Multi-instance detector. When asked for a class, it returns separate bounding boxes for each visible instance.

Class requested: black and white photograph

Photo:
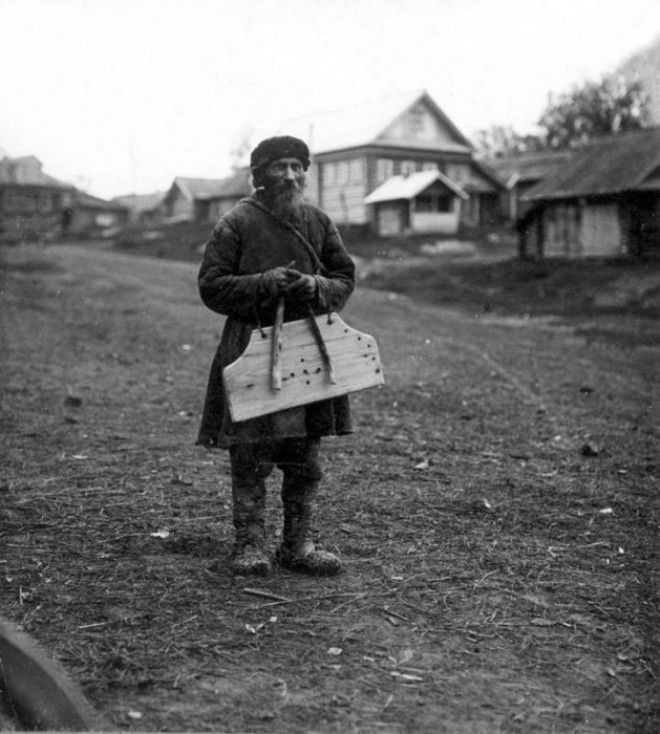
[1,0,659,731]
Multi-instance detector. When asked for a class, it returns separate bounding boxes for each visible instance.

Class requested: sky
[1,0,659,199]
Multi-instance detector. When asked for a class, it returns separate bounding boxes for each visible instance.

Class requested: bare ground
[1,242,658,733]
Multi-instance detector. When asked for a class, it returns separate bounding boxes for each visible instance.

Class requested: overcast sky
[1,0,658,198]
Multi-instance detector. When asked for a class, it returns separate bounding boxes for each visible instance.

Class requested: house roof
[523,127,660,201]
[464,158,507,193]
[0,155,73,189]
[487,150,573,188]
[195,167,253,201]
[111,191,166,212]
[364,170,468,205]
[74,190,128,211]
[172,177,231,200]
[269,89,473,156]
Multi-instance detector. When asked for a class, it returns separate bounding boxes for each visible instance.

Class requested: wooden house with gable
[519,127,660,260]
[193,167,253,222]
[163,170,252,223]
[0,155,74,242]
[112,191,166,226]
[274,89,504,235]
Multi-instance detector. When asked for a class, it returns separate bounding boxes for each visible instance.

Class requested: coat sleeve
[198,219,264,321]
[313,219,355,313]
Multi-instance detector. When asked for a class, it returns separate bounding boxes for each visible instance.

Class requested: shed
[519,127,660,259]
[489,150,573,221]
[364,169,468,236]
[64,191,129,237]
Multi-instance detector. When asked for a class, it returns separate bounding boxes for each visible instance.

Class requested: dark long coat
[196,194,355,448]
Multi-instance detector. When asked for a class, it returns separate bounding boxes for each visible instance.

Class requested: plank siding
[581,204,623,257]
[378,103,461,147]
[322,181,368,224]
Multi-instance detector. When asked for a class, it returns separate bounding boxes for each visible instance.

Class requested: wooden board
[224,313,384,422]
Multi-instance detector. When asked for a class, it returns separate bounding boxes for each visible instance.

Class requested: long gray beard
[264,184,306,223]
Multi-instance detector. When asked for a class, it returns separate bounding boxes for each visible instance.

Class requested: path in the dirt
[1,242,658,733]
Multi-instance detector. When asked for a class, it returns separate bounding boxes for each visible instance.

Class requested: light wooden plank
[223,313,384,421]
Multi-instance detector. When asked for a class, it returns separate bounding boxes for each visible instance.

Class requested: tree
[474,124,543,159]
[228,125,254,171]
[536,75,649,150]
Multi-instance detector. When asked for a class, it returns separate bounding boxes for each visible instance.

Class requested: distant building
[272,89,504,235]
[0,155,74,242]
[193,167,253,222]
[518,127,660,259]
[111,191,166,226]
[159,169,253,224]
[488,150,573,221]
[364,169,468,236]
[64,191,129,237]
[0,155,129,241]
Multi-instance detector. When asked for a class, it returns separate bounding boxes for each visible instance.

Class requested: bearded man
[197,136,355,576]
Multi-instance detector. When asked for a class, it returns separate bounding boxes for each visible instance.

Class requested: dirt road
[1,243,658,732]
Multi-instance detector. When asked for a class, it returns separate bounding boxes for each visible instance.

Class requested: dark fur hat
[250,135,311,172]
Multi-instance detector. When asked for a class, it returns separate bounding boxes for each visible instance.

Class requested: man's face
[261,156,307,219]
[263,157,306,193]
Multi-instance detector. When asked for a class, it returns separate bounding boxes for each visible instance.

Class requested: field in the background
[1,243,658,732]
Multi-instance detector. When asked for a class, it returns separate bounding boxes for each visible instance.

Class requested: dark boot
[277,478,341,576]
[231,478,272,576]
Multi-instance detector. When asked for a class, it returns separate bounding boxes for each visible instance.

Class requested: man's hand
[285,273,317,301]
[260,266,301,297]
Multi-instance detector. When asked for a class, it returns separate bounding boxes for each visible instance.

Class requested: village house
[0,155,129,241]
[111,191,166,227]
[162,177,226,221]
[193,167,252,223]
[488,150,573,222]
[64,191,129,237]
[271,89,504,236]
[518,127,660,260]
[161,169,252,224]
[0,155,74,242]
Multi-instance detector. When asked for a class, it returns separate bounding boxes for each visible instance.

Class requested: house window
[38,192,52,213]
[415,194,434,212]
[376,159,393,183]
[400,160,417,176]
[3,191,18,212]
[337,161,349,185]
[446,163,469,184]
[437,195,453,213]
[415,193,453,213]
[324,162,335,185]
[422,161,438,171]
[349,158,363,183]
